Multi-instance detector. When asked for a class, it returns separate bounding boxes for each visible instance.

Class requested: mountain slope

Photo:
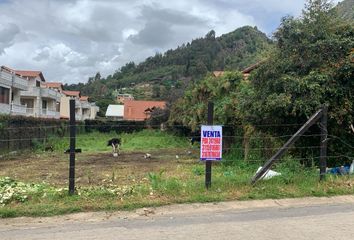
[66,26,272,102]
[336,0,354,21]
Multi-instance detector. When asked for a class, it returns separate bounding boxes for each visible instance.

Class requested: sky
[0,0,341,84]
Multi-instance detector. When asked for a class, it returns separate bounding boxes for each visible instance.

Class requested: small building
[60,91,99,121]
[61,90,82,120]
[116,94,134,104]
[212,71,224,78]
[123,100,166,121]
[106,104,124,120]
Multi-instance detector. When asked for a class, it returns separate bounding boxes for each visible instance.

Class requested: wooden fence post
[69,99,76,195]
[205,101,214,189]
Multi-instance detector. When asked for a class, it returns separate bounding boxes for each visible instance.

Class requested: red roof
[124,100,166,121]
[80,96,89,101]
[63,90,81,97]
[14,70,46,82]
[43,82,63,88]
[1,66,27,79]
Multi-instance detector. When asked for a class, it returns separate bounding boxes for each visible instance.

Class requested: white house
[0,66,28,115]
[16,69,61,119]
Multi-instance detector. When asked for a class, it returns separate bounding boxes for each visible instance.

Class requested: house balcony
[81,101,91,109]
[40,88,61,101]
[75,99,82,107]
[41,108,60,119]
[0,71,13,87]
[12,75,28,90]
[75,113,83,121]
[21,87,61,101]
[10,103,28,116]
[20,87,40,98]
[0,71,28,90]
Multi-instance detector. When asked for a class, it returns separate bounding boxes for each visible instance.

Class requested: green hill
[336,0,354,21]
[65,26,272,103]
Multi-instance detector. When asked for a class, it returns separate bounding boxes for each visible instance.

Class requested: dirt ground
[0,149,200,186]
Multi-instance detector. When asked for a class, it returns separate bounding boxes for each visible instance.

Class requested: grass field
[0,130,353,218]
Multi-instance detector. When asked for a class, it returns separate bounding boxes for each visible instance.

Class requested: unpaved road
[1,196,354,240]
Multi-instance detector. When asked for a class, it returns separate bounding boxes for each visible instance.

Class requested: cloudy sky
[0,0,341,84]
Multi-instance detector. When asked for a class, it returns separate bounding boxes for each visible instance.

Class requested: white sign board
[200,125,222,161]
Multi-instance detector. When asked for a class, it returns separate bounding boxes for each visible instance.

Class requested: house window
[36,81,40,87]
[0,86,10,104]
[42,100,47,109]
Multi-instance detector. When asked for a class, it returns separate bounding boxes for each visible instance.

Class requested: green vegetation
[65,26,273,114]
[1,128,354,218]
[45,130,190,152]
[169,0,354,166]
[335,0,354,21]
[1,0,354,218]
[1,158,354,218]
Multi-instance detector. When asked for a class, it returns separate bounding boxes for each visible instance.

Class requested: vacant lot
[0,149,197,186]
[0,130,354,218]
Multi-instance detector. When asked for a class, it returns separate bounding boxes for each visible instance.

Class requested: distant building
[241,61,264,79]
[116,94,134,104]
[212,61,264,79]
[42,82,63,93]
[60,91,99,120]
[123,100,166,121]
[0,66,99,120]
[60,91,81,120]
[106,104,124,120]
[1,66,61,119]
[212,71,224,78]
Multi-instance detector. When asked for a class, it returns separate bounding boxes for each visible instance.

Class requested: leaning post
[69,99,76,195]
[319,105,328,181]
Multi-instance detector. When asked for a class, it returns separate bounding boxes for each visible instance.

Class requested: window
[36,81,40,87]
[0,86,10,104]
[42,100,47,109]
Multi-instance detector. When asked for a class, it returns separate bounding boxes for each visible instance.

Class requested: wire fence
[0,119,354,191]
[0,121,353,164]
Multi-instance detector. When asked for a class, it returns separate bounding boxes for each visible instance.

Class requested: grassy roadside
[1,160,353,218]
[1,130,354,218]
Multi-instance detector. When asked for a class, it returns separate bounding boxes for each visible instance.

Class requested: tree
[243,0,354,163]
[94,72,101,81]
[169,71,244,130]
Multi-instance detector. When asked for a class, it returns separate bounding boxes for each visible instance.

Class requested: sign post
[201,102,222,189]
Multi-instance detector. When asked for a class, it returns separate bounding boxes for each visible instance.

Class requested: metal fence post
[69,99,76,195]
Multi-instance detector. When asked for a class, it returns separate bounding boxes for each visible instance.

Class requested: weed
[147,170,164,190]
[192,166,204,176]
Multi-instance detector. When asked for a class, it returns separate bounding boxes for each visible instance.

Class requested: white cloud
[0,23,20,54]
[0,0,342,84]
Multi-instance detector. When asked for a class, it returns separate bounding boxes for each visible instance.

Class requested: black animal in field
[108,138,121,156]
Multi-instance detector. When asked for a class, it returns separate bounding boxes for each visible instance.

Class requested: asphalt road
[1,197,354,240]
